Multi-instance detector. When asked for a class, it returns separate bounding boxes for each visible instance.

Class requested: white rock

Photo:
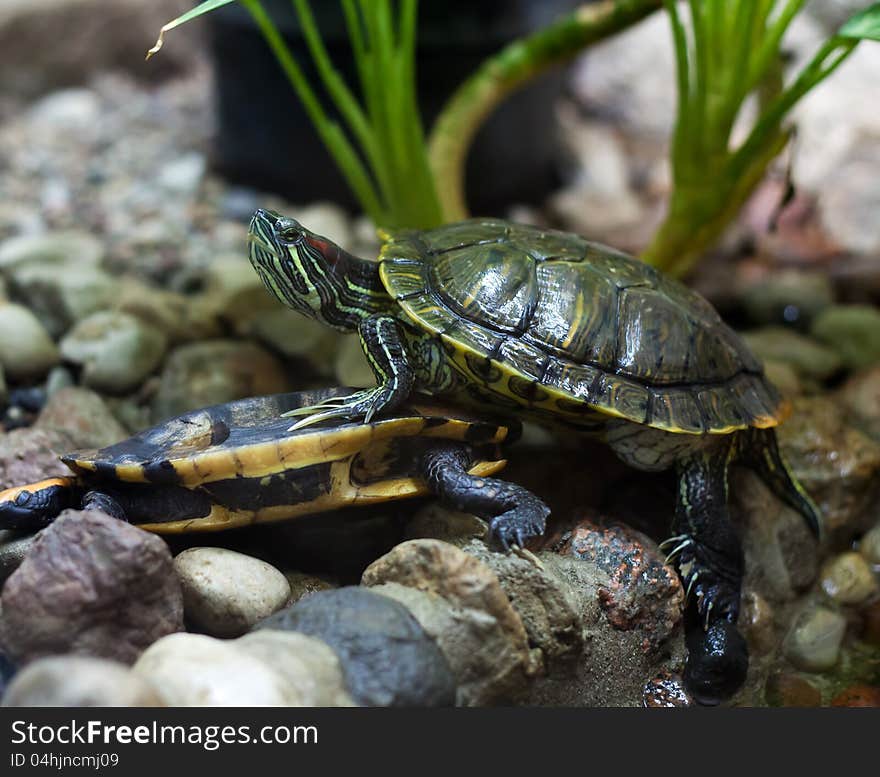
[132,633,302,706]
[174,548,290,638]
[859,525,880,566]
[820,552,878,605]
[784,606,847,672]
[0,302,59,379]
[2,655,161,707]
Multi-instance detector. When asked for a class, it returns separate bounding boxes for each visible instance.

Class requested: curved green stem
[428,0,663,221]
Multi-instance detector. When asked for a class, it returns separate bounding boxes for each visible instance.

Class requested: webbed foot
[282,385,398,430]
[489,502,549,552]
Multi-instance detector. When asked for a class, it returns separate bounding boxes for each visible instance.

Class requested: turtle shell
[62,388,509,532]
[379,219,782,435]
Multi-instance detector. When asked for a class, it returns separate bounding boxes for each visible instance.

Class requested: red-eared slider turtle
[247,209,822,704]
[0,388,547,543]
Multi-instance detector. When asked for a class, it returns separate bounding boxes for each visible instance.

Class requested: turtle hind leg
[82,490,128,522]
[672,438,749,704]
[420,441,550,551]
[739,427,822,538]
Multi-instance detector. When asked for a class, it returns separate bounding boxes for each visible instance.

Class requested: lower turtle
[0,387,547,543]
[247,209,823,704]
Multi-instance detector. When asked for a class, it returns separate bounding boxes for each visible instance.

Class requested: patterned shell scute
[380,219,781,433]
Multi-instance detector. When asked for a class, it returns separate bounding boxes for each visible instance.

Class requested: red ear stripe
[303,233,354,274]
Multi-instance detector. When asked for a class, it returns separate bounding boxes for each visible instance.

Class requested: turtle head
[248,207,379,331]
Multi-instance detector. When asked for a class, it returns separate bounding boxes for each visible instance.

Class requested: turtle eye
[275,218,304,245]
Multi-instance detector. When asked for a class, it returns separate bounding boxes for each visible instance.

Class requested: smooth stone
[151,340,289,422]
[775,396,880,538]
[113,279,196,343]
[0,303,59,379]
[783,606,847,672]
[764,672,822,707]
[763,360,802,399]
[838,365,880,442]
[10,263,118,338]
[335,334,375,388]
[363,539,537,706]
[235,630,354,707]
[36,387,128,449]
[132,633,302,706]
[244,308,338,370]
[741,327,842,382]
[256,587,455,707]
[28,89,101,128]
[155,152,205,194]
[60,311,167,394]
[819,552,878,605]
[738,590,778,656]
[741,271,834,328]
[174,548,290,638]
[0,510,183,665]
[811,305,880,370]
[859,525,880,565]
[2,655,161,707]
[0,532,36,585]
[831,684,880,707]
[44,365,74,396]
[0,231,103,272]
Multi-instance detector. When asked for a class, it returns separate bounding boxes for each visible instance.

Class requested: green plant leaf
[838,3,880,42]
[146,0,236,59]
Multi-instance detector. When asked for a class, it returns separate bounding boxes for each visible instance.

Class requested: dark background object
[207,0,581,215]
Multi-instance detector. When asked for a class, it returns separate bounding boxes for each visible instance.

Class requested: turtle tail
[738,428,822,539]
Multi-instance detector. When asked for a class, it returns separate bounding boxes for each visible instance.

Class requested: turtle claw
[285,387,393,431]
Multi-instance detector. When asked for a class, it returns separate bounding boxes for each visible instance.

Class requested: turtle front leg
[285,315,415,430]
[668,439,748,704]
[420,441,550,551]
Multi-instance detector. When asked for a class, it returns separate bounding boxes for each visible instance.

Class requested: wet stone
[739,590,778,656]
[0,231,103,273]
[764,672,822,707]
[838,365,880,442]
[858,524,880,566]
[0,303,60,380]
[60,311,167,394]
[0,427,72,490]
[831,684,880,707]
[642,673,693,708]
[1,655,161,707]
[36,386,128,449]
[741,327,843,382]
[0,510,183,665]
[819,552,878,606]
[783,606,847,672]
[132,633,302,707]
[174,547,290,638]
[741,271,834,329]
[256,587,456,707]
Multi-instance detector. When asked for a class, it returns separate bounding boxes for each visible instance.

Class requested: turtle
[246,208,823,704]
[0,387,548,543]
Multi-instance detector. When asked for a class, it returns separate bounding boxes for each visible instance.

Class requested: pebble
[174,547,290,638]
[0,510,183,665]
[0,303,60,379]
[0,532,37,584]
[235,630,354,706]
[741,327,843,382]
[741,271,834,328]
[29,89,102,129]
[811,305,880,370]
[738,590,778,656]
[244,309,338,369]
[0,231,103,272]
[830,684,880,707]
[764,672,822,707]
[762,360,802,399]
[132,633,303,706]
[59,311,167,394]
[155,152,206,195]
[0,427,72,490]
[858,525,880,566]
[642,673,693,708]
[838,365,880,442]
[2,655,161,707]
[820,552,878,605]
[256,587,456,707]
[775,396,880,538]
[35,386,128,449]
[363,539,536,705]
[151,340,289,422]
[783,606,847,672]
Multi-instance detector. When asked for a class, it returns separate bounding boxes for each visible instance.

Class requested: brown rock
[36,386,128,449]
[831,684,880,707]
[362,539,535,703]
[765,672,822,707]
[642,672,693,708]
[775,396,880,539]
[0,427,71,490]
[838,365,880,442]
[0,510,183,664]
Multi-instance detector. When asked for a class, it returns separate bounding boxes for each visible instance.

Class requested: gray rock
[784,606,847,672]
[113,279,197,343]
[776,396,880,539]
[155,152,205,195]
[741,327,843,382]
[132,633,303,706]
[244,308,338,369]
[0,303,59,379]
[29,89,101,128]
[256,587,455,707]
[741,271,834,328]
[0,427,72,490]
[819,552,878,605]
[362,539,537,705]
[235,630,354,707]
[36,387,128,449]
[44,366,74,397]
[174,547,290,638]
[60,311,167,393]
[2,655,161,707]
[0,510,183,665]
[811,305,880,370]
[151,340,289,422]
